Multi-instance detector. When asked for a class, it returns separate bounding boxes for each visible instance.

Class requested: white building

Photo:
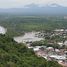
[57,42,63,47]
[54,29,64,32]
[50,55,66,60]
[64,41,67,46]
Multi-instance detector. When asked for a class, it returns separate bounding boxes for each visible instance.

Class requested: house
[55,49,60,53]
[47,47,54,51]
[64,41,67,46]
[58,60,67,67]
[57,42,63,47]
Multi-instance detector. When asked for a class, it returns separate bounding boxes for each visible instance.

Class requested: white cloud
[0,0,67,8]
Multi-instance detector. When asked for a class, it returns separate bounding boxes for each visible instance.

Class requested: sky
[0,0,67,8]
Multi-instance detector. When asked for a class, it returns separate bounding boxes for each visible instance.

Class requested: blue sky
[0,0,67,8]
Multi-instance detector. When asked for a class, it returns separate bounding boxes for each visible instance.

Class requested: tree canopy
[0,34,62,67]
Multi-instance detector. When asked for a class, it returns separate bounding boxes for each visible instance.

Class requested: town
[14,29,67,67]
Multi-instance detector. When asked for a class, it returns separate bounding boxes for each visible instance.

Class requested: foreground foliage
[0,34,62,67]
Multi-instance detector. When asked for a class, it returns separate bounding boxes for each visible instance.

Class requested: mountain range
[0,3,67,15]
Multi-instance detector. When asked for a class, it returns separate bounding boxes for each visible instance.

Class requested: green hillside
[0,34,62,67]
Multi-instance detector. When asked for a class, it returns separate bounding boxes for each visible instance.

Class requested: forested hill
[0,34,62,67]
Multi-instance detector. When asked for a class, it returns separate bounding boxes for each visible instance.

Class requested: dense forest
[0,15,67,36]
[0,34,62,67]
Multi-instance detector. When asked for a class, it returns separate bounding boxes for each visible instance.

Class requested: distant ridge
[24,3,39,8]
[0,3,67,15]
[47,3,63,7]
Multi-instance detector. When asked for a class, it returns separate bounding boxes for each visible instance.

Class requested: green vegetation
[30,34,66,49]
[0,15,67,36]
[30,40,61,49]
[0,34,62,67]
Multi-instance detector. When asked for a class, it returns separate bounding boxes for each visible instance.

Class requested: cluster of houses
[33,29,67,67]
[27,44,67,66]
[14,29,67,67]
[31,46,67,65]
[29,30,67,67]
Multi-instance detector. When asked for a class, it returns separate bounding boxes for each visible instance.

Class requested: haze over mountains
[0,3,67,15]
